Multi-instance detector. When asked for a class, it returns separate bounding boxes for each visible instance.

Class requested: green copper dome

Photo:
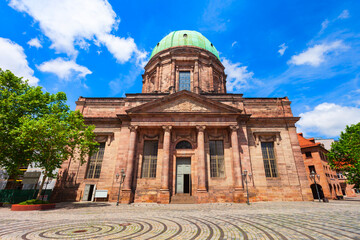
[149,30,220,61]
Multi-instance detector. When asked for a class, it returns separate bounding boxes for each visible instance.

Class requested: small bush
[18,199,49,205]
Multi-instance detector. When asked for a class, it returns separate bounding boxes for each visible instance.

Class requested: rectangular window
[261,142,278,178]
[308,165,316,173]
[179,71,191,91]
[141,140,158,178]
[305,151,312,158]
[209,140,225,178]
[86,142,105,179]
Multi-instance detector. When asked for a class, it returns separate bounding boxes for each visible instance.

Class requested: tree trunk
[36,174,47,200]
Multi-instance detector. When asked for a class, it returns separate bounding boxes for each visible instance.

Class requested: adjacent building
[52,30,313,204]
[315,138,357,197]
[298,133,343,199]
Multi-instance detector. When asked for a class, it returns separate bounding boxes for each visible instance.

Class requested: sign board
[94,190,108,198]
[22,171,41,184]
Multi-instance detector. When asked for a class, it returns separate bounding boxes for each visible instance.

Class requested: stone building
[52,30,313,204]
[315,138,357,197]
[297,133,343,199]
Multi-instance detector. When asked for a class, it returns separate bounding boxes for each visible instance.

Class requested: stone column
[161,126,172,190]
[230,125,242,189]
[159,126,172,204]
[170,60,175,93]
[194,60,199,93]
[197,126,206,192]
[155,65,160,92]
[123,126,138,191]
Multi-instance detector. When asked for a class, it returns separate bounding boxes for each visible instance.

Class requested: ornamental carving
[253,132,281,146]
[94,132,114,146]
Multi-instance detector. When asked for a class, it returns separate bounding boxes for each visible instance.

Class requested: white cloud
[222,58,254,92]
[27,37,42,48]
[297,103,360,137]
[320,19,329,33]
[98,34,137,63]
[231,41,237,47]
[288,41,345,67]
[338,10,350,19]
[0,37,39,85]
[37,58,92,80]
[278,43,288,56]
[9,0,147,63]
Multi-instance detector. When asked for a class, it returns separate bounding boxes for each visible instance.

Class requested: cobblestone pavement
[0,200,360,239]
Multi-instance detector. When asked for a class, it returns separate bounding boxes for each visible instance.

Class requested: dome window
[157,43,160,46]
[211,43,213,47]
[183,33,188,38]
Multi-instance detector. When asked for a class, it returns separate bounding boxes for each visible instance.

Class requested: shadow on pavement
[55,202,112,209]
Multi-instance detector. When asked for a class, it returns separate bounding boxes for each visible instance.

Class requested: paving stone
[0,201,359,239]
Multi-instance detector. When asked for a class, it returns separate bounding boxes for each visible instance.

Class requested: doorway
[176,158,191,194]
[82,184,96,201]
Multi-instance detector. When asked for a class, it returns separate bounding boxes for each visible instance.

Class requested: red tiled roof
[297,133,322,148]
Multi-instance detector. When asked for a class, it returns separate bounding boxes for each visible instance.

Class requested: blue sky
[1,0,360,138]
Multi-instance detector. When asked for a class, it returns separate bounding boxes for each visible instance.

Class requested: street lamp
[116,169,126,206]
[242,170,252,205]
[310,170,321,202]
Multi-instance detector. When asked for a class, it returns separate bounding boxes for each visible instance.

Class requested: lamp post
[116,169,126,206]
[310,170,321,202]
[242,170,252,205]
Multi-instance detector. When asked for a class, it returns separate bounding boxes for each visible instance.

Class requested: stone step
[170,194,197,204]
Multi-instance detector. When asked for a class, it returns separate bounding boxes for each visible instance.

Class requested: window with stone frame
[209,140,225,178]
[86,142,105,179]
[179,71,191,91]
[261,142,278,178]
[141,140,158,178]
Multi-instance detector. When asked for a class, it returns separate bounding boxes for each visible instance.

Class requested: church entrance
[176,158,191,194]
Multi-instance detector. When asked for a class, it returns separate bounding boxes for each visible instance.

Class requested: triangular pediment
[127,90,241,114]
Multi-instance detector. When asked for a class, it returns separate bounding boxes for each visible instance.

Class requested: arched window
[176,141,192,149]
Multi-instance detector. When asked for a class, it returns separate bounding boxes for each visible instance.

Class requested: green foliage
[0,69,99,198]
[327,122,360,187]
[18,199,49,205]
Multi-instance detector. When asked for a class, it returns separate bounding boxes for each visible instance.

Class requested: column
[171,60,176,93]
[161,126,172,190]
[155,64,160,92]
[197,126,206,191]
[194,60,199,93]
[123,125,138,190]
[230,125,242,189]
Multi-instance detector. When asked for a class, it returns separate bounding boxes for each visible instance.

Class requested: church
[52,30,313,204]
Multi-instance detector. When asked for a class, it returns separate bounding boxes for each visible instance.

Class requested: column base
[196,189,209,203]
[158,189,170,204]
[233,189,246,203]
[120,189,134,204]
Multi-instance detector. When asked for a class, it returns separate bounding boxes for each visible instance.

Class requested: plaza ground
[0,199,359,239]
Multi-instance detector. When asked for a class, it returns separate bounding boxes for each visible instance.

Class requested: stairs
[170,194,197,204]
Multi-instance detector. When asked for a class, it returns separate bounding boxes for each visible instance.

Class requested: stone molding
[94,131,114,146]
[253,131,281,146]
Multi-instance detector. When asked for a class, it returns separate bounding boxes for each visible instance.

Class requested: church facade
[53,30,313,203]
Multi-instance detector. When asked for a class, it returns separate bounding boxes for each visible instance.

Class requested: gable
[147,97,217,113]
[127,91,242,114]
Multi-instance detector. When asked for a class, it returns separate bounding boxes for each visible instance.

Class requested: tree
[0,69,98,198]
[18,111,98,199]
[327,122,360,188]
[0,69,60,179]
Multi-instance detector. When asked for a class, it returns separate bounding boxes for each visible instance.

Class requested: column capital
[128,125,138,132]
[162,126,172,132]
[229,125,239,131]
[196,125,206,132]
